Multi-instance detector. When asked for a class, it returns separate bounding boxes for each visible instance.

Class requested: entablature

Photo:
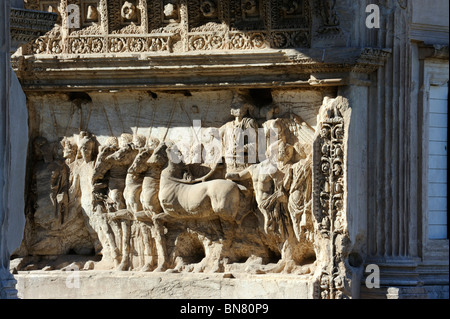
[13,47,391,91]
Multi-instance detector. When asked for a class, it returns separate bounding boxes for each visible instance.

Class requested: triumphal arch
[5,0,448,299]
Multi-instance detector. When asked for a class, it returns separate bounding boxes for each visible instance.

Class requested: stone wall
[9,0,391,300]
[7,0,449,299]
[0,0,28,299]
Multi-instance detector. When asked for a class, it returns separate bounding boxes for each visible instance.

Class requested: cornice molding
[12,47,391,91]
[10,8,58,47]
[418,43,449,60]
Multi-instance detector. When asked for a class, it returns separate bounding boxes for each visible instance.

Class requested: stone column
[340,73,371,299]
[361,1,429,298]
[1,0,28,299]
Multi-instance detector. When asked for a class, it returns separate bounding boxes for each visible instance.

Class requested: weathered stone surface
[1,0,61,299]
[16,88,324,274]
[5,0,449,300]
[1,0,27,299]
[15,270,315,299]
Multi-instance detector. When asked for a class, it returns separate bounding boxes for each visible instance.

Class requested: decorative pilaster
[313,96,352,299]
[361,0,434,298]
[365,0,417,262]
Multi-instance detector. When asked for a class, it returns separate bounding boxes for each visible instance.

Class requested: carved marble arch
[22,0,330,54]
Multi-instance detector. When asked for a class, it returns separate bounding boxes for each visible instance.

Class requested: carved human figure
[105,133,137,213]
[263,111,316,171]
[92,136,119,206]
[201,127,223,168]
[61,136,78,164]
[123,134,147,214]
[226,141,294,235]
[134,137,163,218]
[219,91,259,172]
[60,136,79,227]
[99,133,140,270]
[77,131,97,163]
[127,137,163,271]
[263,113,299,146]
[28,137,69,254]
[226,141,305,271]
[287,145,314,242]
[71,131,120,266]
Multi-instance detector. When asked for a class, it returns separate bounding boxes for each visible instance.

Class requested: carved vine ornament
[22,0,341,54]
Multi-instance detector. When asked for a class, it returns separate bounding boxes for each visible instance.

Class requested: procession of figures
[18,90,324,274]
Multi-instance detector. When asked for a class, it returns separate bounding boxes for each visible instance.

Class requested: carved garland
[314,101,349,299]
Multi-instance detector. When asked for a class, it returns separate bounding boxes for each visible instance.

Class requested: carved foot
[153,265,166,272]
[140,263,154,272]
[116,261,129,271]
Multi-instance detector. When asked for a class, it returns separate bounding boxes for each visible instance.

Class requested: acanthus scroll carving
[21,0,334,54]
[313,96,350,299]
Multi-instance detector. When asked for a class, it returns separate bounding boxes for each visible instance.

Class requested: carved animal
[150,143,251,223]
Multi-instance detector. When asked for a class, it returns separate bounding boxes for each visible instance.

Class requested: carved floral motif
[23,0,319,54]
[313,97,350,299]
[121,1,138,21]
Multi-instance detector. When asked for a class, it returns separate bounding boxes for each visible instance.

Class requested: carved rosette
[22,0,316,54]
[313,98,350,299]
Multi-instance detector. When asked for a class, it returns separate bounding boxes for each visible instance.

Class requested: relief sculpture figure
[94,133,139,270]
[226,142,294,263]
[17,90,321,276]
[26,137,69,254]
[150,142,254,270]
[125,136,162,271]
[219,91,259,172]
[71,132,120,266]
[33,137,69,230]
